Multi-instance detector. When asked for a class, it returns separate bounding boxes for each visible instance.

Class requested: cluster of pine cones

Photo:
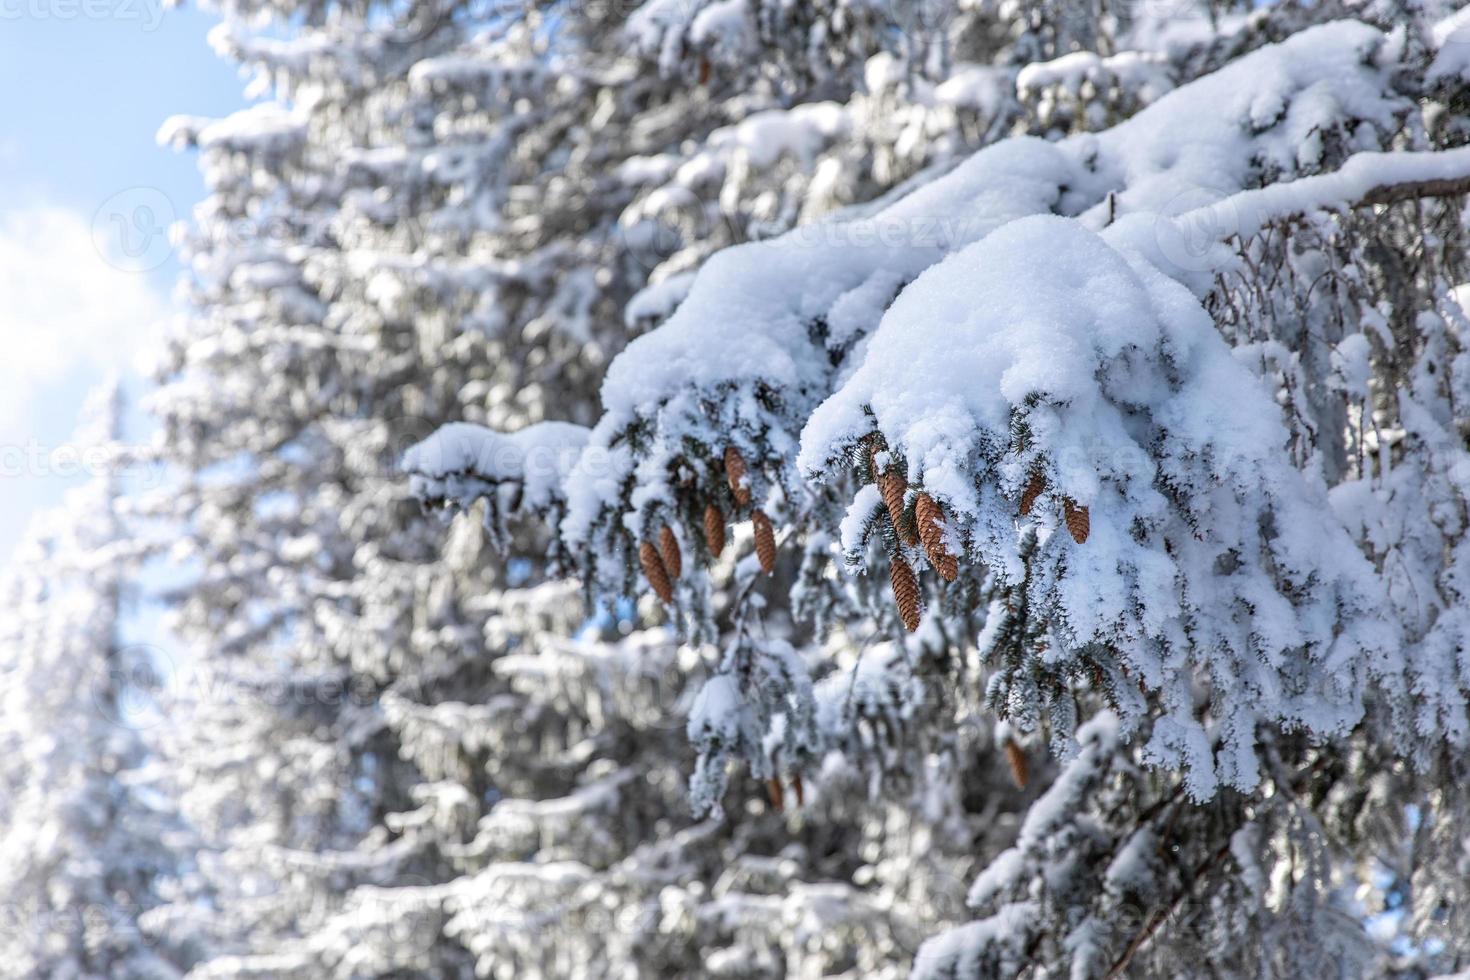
[637,446,776,604]
[873,454,959,632]
[636,441,1092,634]
[876,447,1090,633]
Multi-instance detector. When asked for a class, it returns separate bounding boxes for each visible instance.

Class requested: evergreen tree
[0,383,187,979]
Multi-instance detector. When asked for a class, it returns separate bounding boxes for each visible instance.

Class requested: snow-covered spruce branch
[1152,145,1470,264]
[405,21,1444,798]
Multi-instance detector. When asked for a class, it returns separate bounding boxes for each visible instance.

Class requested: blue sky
[0,5,246,564]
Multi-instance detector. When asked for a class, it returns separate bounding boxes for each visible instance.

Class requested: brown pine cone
[1064,498,1090,544]
[766,776,784,812]
[1004,740,1029,789]
[791,771,805,807]
[752,509,777,575]
[915,492,959,582]
[724,446,751,506]
[639,540,674,604]
[1019,470,1046,516]
[658,525,682,579]
[872,458,917,545]
[703,503,726,558]
[890,553,921,631]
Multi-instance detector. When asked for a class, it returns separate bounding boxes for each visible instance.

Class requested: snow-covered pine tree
[0,383,189,979]
[409,4,1470,976]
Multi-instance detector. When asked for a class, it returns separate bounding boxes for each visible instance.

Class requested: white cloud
[0,205,168,429]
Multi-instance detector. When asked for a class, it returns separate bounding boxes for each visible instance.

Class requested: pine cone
[658,525,682,579]
[752,509,777,575]
[766,776,784,812]
[791,771,805,807]
[1004,740,1029,789]
[872,458,916,545]
[724,446,751,506]
[639,541,674,604]
[1019,470,1046,516]
[1063,498,1090,544]
[703,503,726,558]
[890,553,921,631]
[915,492,959,582]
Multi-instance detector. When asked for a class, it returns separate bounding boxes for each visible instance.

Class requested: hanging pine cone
[1063,498,1090,544]
[639,541,674,604]
[890,553,921,631]
[1004,740,1029,789]
[703,503,726,558]
[791,771,805,807]
[766,776,784,812]
[752,509,777,575]
[724,446,752,506]
[872,457,917,545]
[658,525,682,579]
[915,492,959,582]
[1019,470,1046,516]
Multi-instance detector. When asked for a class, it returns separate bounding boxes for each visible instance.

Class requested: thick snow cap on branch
[594,134,1086,421]
[801,213,1401,798]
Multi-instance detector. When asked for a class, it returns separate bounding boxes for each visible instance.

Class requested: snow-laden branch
[402,421,588,514]
[801,212,1401,798]
[402,421,589,556]
[1143,146,1470,281]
